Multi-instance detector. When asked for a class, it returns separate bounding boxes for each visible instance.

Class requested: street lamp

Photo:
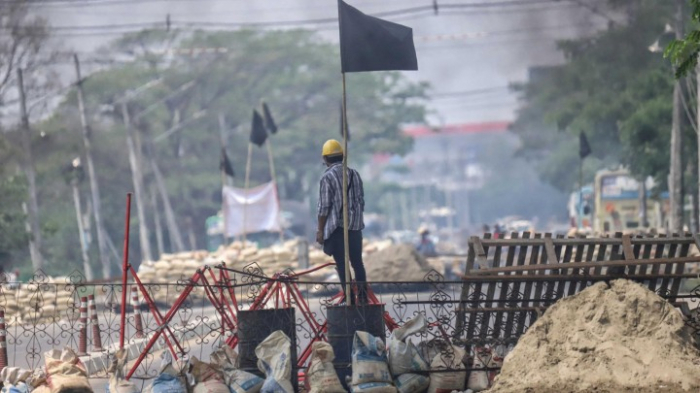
[63,157,94,281]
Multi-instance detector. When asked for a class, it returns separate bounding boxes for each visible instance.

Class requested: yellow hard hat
[322,139,343,157]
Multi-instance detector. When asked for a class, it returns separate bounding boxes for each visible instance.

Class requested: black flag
[338,0,418,73]
[579,132,592,159]
[339,101,350,141]
[262,101,278,134]
[250,110,267,147]
[219,147,235,177]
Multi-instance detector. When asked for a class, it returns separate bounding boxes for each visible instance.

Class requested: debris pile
[489,279,700,393]
[364,244,434,281]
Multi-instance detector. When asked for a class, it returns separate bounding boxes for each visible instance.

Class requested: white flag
[222,181,281,237]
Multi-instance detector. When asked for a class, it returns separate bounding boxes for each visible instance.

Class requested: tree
[0,0,59,274]
[511,1,687,193]
[24,28,427,271]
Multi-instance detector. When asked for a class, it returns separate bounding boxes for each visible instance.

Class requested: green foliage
[665,0,700,78]
[1,28,428,271]
[512,0,683,191]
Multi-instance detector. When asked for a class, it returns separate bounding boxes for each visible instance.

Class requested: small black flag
[220,147,235,177]
[262,102,278,134]
[250,110,267,147]
[338,0,418,73]
[579,132,592,159]
[339,101,350,141]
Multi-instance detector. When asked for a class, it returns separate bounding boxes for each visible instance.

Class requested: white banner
[222,182,281,237]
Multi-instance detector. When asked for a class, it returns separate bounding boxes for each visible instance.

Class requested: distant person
[316,139,367,305]
[416,227,437,257]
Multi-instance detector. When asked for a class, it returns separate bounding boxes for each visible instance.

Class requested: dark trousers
[324,228,367,303]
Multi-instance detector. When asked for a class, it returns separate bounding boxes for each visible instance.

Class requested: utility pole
[17,68,44,271]
[150,185,165,258]
[68,159,94,281]
[74,54,111,278]
[149,155,185,252]
[670,0,684,233]
[120,102,153,263]
[696,58,700,232]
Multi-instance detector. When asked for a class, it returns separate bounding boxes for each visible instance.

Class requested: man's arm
[317,215,328,244]
[317,176,332,244]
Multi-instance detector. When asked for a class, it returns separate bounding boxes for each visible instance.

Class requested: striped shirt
[317,162,365,240]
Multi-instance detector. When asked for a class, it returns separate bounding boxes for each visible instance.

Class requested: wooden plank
[454,238,477,340]
[458,272,698,282]
[660,233,680,294]
[579,237,597,292]
[478,237,694,247]
[669,232,691,297]
[544,237,558,264]
[467,233,491,342]
[516,233,541,337]
[543,234,565,302]
[479,234,505,341]
[622,234,635,260]
[592,235,608,278]
[637,233,653,278]
[492,232,518,340]
[504,232,530,340]
[532,233,552,307]
[648,234,666,292]
[465,255,700,274]
[472,236,489,268]
[566,235,586,297]
[627,234,643,276]
[556,234,574,300]
[607,232,624,275]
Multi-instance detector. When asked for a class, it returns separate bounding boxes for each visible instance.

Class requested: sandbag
[388,314,429,377]
[210,347,263,393]
[351,331,393,387]
[44,348,92,393]
[1,367,31,393]
[192,380,229,393]
[147,352,188,393]
[255,330,294,393]
[427,347,467,393]
[466,348,490,391]
[107,349,139,393]
[351,382,397,393]
[189,356,225,383]
[305,342,345,393]
[394,374,429,393]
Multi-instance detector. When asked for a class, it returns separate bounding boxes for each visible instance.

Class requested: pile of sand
[490,279,700,393]
[364,243,433,281]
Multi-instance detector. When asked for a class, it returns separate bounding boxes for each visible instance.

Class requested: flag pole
[578,157,583,231]
[218,114,230,247]
[341,73,352,305]
[265,138,284,243]
[243,142,253,247]
[221,169,229,247]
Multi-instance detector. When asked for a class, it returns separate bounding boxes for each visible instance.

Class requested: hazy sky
[38,0,610,125]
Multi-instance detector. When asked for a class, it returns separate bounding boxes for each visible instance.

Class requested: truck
[569,169,669,233]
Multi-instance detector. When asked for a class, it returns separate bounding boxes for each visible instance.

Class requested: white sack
[427,347,467,393]
[351,331,393,387]
[255,330,294,393]
[306,342,345,393]
[388,314,429,377]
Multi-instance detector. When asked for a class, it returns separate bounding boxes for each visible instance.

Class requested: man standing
[317,139,368,304]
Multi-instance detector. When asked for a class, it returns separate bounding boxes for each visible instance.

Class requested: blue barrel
[326,305,386,390]
[237,308,297,391]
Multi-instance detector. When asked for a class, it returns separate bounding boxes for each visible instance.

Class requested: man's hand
[316,230,324,245]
